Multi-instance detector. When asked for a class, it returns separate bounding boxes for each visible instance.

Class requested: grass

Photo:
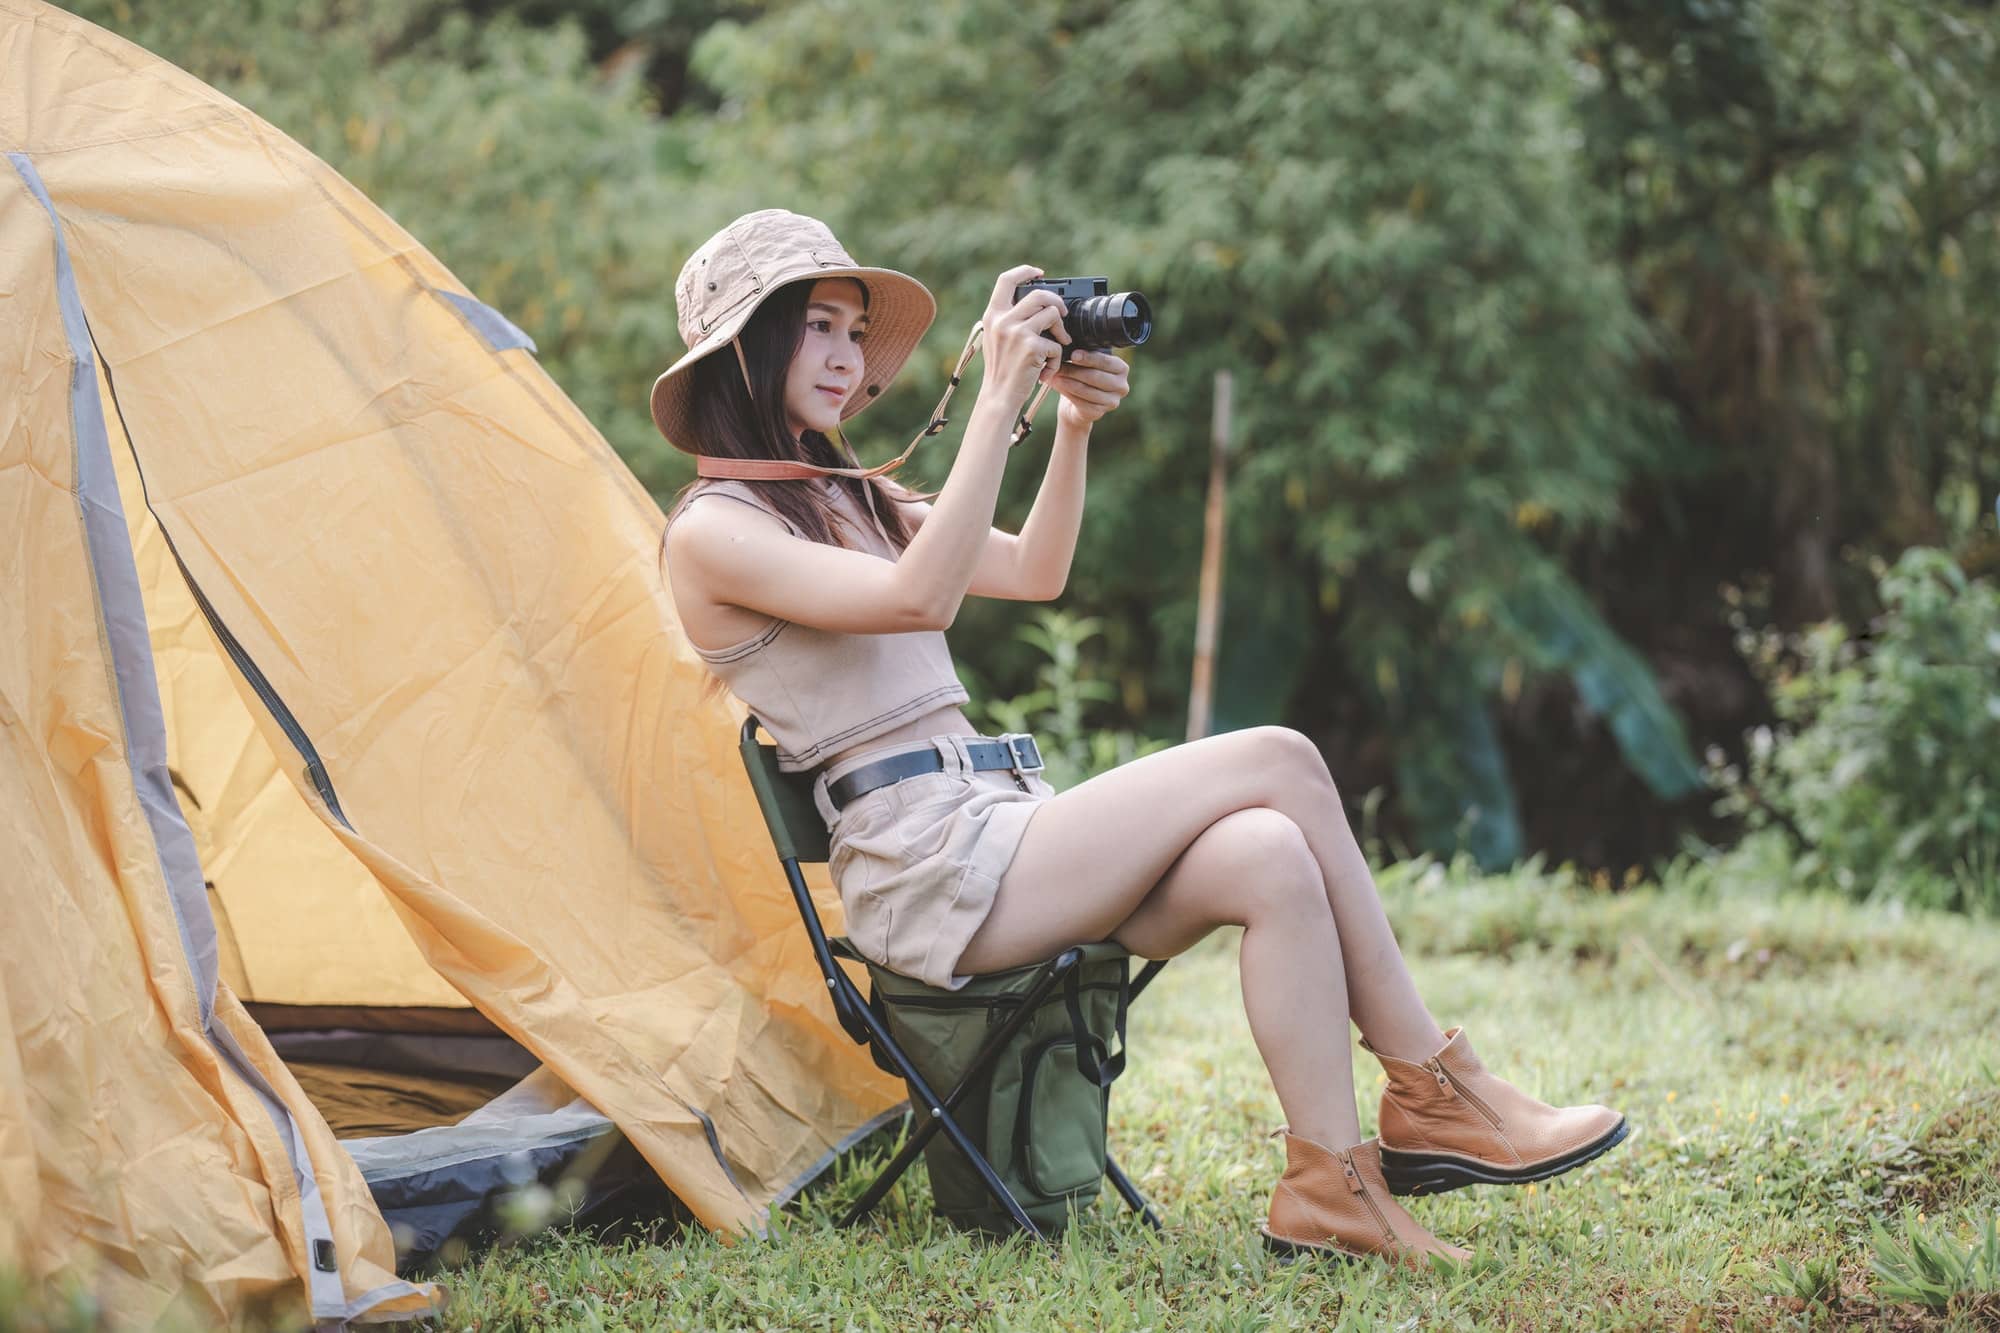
[9,857,1999,1330]
[412,858,2000,1331]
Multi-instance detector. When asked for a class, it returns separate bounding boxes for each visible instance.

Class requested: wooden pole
[1187,370,1233,742]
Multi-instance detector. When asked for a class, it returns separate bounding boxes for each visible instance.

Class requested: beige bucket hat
[649,209,937,464]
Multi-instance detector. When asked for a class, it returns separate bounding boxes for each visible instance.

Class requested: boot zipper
[1339,1150,1398,1247]
[1427,1058,1503,1130]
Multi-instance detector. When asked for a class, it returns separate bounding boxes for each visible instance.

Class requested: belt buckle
[999,733,1044,777]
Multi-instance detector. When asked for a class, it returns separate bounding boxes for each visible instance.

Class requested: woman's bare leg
[959,726,1446,1058]
[1113,807,1361,1146]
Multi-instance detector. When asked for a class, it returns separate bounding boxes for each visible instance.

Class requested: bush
[1711,548,2000,914]
[963,610,1169,791]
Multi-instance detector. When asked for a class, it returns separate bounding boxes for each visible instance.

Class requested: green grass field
[8,858,1997,1331]
[417,858,2000,1331]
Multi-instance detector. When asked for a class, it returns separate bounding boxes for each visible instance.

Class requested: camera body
[1011,276,1153,361]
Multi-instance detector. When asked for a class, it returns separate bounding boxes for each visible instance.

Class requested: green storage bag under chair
[867,944,1131,1234]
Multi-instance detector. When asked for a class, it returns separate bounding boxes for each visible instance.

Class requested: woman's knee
[1201,808,1328,924]
[1227,725,1338,801]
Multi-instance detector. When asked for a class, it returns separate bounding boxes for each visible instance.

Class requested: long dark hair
[671,277,929,552]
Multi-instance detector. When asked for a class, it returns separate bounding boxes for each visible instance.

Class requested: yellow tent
[1,1,899,1323]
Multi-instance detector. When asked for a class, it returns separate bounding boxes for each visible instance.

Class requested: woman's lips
[817,385,847,401]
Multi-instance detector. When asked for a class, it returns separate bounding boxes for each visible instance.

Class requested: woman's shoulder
[665,480,801,539]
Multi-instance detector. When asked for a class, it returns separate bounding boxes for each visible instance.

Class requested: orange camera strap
[693,321,1055,481]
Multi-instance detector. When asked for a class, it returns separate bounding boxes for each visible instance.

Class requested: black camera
[1011,277,1153,360]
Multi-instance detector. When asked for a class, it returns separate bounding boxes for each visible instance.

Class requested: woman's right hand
[980,264,1071,400]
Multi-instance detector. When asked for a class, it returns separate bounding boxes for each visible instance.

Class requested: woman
[654,209,1628,1267]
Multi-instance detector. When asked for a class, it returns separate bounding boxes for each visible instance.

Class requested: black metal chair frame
[737,715,1166,1242]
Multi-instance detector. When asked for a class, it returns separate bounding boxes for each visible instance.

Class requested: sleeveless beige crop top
[663,477,970,772]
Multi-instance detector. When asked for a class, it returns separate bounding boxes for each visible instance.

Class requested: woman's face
[783,277,869,440]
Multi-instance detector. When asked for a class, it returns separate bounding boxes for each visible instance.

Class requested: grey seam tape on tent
[9,151,220,1025]
[436,289,538,355]
[9,152,397,1325]
[210,1025,354,1320]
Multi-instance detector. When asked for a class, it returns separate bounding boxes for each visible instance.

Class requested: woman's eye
[808,320,831,333]
[850,329,867,343]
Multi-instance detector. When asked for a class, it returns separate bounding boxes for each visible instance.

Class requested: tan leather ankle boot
[1260,1132,1472,1269]
[1363,1026,1628,1196]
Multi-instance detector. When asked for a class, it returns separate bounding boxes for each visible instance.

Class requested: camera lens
[1069,291,1153,350]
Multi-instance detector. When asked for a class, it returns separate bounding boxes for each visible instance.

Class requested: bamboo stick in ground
[1188,370,1233,742]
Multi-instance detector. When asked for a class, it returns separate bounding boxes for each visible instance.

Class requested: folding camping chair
[737,715,1166,1241]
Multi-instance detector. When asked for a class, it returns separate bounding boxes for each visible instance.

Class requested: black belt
[824,734,1044,811]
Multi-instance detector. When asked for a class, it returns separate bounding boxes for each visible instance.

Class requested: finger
[1048,360,1128,386]
[993,289,1061,333]
[1054,365,1123,390]
[1023,302,1066,333]
[1026,295,1072,343]
[1049,373,1113,403]
[1021,289,1067,319]
[992,264,1043,302]
[989,266,1045,317]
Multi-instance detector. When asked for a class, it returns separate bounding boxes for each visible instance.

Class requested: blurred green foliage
[963,609,1169,790]
[1712,549,2000,915]
[690,0,1703,871]
[55,0,2000,871]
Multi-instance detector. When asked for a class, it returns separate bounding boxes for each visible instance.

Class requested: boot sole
[1257,1226,1367,1264]
[1260,1227,1471,1272]
[1378,1116,1630,1196]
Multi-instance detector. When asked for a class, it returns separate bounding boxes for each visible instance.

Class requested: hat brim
[650,265,936,458]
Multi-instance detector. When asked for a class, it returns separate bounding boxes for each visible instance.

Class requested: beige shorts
[811,734,1057,991]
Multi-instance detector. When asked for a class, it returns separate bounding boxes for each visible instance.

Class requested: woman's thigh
[955,726,1329,973]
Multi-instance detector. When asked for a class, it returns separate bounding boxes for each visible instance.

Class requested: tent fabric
[3,138,434,1326]
[3,1,903,1322]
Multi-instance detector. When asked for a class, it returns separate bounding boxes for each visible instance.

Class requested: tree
[688,0,1702,865]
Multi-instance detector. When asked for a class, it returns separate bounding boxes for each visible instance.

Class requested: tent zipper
[178,568,348,826]
[84,324,350,830]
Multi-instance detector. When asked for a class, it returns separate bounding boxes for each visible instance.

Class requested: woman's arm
[887,417,1085,602]
[667,265,1068,634]
[888,347,1130,601]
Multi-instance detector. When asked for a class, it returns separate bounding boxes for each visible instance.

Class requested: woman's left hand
[1046,349,1130,430]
